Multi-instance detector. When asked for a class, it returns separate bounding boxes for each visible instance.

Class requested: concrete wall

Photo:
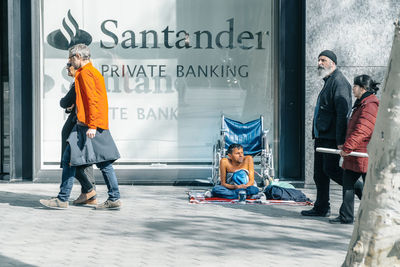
[305,0,400,186]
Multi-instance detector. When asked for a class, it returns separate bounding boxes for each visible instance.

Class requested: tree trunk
[343,21,400,267]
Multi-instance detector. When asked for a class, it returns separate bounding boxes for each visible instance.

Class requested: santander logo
[47,10,92,50]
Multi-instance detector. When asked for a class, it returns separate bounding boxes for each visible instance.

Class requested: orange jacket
[74,62,109,130]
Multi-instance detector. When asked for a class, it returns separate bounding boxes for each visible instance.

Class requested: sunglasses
[66,63,72,68]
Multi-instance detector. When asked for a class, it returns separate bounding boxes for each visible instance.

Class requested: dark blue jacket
[312,69,352,145]
[60,83,77,167]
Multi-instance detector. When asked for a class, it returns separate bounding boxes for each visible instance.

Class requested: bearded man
[301,50,362,217]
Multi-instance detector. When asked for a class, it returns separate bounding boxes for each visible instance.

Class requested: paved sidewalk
[0,183,357,267]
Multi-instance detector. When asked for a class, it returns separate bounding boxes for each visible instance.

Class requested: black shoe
[301,208,331,217]
[329,216,353,224]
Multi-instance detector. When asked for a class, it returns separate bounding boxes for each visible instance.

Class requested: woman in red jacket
[329,74,380,224]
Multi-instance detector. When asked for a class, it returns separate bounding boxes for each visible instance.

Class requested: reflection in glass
[41,0,273,165]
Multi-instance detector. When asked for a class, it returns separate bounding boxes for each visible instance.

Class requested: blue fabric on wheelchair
[223,117,262,155]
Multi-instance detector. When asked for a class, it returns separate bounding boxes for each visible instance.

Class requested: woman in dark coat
[330,74,380,224]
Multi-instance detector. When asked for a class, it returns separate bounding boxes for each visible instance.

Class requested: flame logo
[47,10,92,50]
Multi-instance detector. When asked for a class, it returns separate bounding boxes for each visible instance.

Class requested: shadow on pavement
[97,197,352,257]
[105,214,350,257]
[0,191,50,208]
[0,253,37,267]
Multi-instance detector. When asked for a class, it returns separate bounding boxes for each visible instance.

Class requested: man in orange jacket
[40,44,121,210]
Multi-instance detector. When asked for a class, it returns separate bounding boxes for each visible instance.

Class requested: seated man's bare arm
[220,158,237,189]
[245,156,255,187]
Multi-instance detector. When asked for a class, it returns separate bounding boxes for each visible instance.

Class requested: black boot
[329,216,353,224]
[301,207,330,217]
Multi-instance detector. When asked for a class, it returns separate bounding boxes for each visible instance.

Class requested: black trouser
[339,170,366,222]
[313,138,363,212]
[75,165,96,194]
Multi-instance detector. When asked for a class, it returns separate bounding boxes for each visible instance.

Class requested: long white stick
[316,147,369,158]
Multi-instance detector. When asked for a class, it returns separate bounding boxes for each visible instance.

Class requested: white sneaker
[39,197,68,209]
[95,199,121,210]
[250,192,266,201]
[259,193,267,202]
[204,190,212,198]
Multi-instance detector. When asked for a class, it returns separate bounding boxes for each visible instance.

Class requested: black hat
[318,50,337,65]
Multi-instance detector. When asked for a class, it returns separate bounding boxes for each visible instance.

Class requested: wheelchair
[212,115,275,187]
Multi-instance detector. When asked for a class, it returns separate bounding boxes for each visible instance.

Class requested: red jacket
[342,94,379,173]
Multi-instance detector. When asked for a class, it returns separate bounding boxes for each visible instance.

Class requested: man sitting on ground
[210,143,260,199]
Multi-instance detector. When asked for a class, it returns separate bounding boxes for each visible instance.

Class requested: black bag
[264,185,310,202]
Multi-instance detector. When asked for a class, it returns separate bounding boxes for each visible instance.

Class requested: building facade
[304,0,400,186]
[1,0,305,184]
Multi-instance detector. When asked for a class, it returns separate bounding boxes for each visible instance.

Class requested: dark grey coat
[67,124,120,166]
[312,69,352,145]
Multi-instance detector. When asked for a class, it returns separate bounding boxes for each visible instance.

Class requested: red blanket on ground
[188,191,313,206]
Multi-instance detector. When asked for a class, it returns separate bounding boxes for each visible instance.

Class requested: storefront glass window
[41,0,274,167]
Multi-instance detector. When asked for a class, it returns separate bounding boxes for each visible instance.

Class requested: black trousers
[339,170,366,222]
[313,138,363,212]
[75,165,96,194]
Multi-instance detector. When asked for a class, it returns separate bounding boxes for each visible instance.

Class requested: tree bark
[343,21,400,267]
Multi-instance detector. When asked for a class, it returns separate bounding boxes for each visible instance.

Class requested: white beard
[318,66,332,77]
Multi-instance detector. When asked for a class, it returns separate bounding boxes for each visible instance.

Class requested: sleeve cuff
[342,147,352,153]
